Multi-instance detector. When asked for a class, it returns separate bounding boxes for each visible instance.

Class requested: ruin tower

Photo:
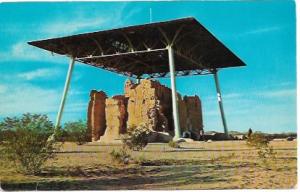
[87,79,204,142]
[126,79,173,134]
[87,90,107,141]
[183,95,203,139]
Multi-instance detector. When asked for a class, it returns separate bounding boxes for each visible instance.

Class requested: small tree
[0,113,58,175]
[122,124,151,151]
[64,120,89,145]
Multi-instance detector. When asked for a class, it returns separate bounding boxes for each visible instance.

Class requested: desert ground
[0,140,297,190]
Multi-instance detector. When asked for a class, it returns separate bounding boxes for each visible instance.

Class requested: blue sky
[0,1,296,133]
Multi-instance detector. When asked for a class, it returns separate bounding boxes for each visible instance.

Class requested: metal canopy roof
[28,17,245,78]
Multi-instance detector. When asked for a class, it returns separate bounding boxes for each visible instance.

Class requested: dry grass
[0,140,297,190]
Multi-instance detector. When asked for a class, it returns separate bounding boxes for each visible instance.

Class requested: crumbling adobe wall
[100,95,128,142]
[182,96,203,139]
[126,79,172,134]
[87,90,107,141]
[126,79,203,138]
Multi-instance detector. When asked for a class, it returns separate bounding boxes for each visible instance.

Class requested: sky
[0,0,296,133]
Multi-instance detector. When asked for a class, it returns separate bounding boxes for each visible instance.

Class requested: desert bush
[110,146,131,165]
[0,113,58,175]
[247,132,276,163]
[64,120,89,145]
[122,124,151,151]
[0,128,14,145]
[257,146,276,160]
[168,140,180,148]
[246,133,269,148]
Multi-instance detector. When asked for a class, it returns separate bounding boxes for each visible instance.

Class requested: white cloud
[203,87,296,105]
[235,25,284,38]
[11,42,41,60]
[2,41,64,63]
[223,93,242,99]
[0,83,60,117]
[256,88,296,98]
[0,82,87,123]
[38,4,137,37]
[17,68,62,81]
[42,18,107,37]
[202,92,243,103]
[244,26,282,35]
[201,87,296,132]
[2,4,143,63]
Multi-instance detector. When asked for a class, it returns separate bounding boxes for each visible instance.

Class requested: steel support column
[167,46,181,139]
[136,78,141,84]
[213,69,228,137]
[55,57,75,129]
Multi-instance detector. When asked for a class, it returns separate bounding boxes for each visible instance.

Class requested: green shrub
[122,124,151,151]
[64,120,89,145]
[110,146,131,165]
[54,128,68,143]
[0,113,58,175]
[168,140,180,148]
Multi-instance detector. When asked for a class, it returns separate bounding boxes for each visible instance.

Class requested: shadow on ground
[1,163,237,190]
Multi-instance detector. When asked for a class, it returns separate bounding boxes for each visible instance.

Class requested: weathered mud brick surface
[100,95,127,142]
[126,79,172,134]
[87,90,107,141]
[182,96,203,139]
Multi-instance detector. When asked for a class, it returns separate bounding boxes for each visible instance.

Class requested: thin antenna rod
[149,8,152,23]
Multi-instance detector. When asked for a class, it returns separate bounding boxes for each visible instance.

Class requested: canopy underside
[28,17,246,78]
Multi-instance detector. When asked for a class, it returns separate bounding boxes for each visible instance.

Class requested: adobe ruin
[87,79,204,142]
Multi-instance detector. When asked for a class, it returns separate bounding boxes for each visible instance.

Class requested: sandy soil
[0,140,297,190]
